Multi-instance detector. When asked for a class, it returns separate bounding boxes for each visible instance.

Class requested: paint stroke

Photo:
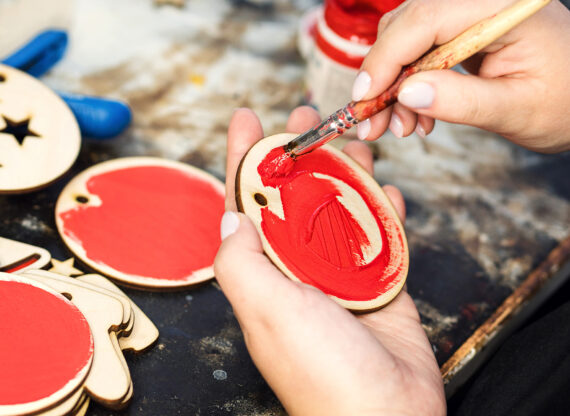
[257,148,405,301]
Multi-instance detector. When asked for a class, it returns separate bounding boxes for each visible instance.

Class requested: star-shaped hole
[0,115,41,146]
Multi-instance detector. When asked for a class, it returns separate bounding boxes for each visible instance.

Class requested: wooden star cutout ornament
[49,258,83,277]
[0,64,80,193]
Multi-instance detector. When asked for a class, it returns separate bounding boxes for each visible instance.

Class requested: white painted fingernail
[352,71,371,101]
[415,123,426,139]
[221,211,240,240]
[389,113,403,138]
[357,119,371,140]
[398,82,435,109]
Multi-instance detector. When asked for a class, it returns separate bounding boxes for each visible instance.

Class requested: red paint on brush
[0,280,93,405]
[59,165,224,281]
[257,148,405,301]
[257,146,296,185]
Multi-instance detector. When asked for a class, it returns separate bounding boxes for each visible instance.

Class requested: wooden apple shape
[236,133,409,312]
[56,157,225,289]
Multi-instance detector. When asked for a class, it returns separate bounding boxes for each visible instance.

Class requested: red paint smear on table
[257,148,406,301]
[59,166,224,281]
[0,280,93,405]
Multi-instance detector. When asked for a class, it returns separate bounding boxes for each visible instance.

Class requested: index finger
[225,108,264,211]
[359,0,516,100]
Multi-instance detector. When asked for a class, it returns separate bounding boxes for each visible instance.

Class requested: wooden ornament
[17,269,159,410]
[0,273,93,416]
[19,270,132,409]
[0,64,81,193]
[76,273,159,352]
[23,269,134,334]
[0,236,51,273]
[55,157,225,289]
[36,390,85,416]
[71,395,90,416]
[48,258,83,277]
[236,134,409,312]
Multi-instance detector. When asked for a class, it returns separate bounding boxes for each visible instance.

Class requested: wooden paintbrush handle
[351,0,551,121]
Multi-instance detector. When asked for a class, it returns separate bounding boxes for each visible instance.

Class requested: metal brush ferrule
[285,106,357,157]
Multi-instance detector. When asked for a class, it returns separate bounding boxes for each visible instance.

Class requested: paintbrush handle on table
[286,0,551,157]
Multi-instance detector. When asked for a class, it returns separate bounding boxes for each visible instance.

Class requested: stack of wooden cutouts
[0,64,80,194]
[237,134,409,312]
[55,157,225,290]
[0,237,159,416]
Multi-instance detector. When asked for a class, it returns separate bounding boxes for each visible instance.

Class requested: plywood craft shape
[38,389,84,416]
[0,236,51,272]
[48,257,83,277]
[19,269,132,408]
[24,269,134,334]
[55,157,226,289]
[237,134,409,312]
[0,64,80,193]
[0,273,93,416]
[12,267,159,412]
[72,395,90,416]
[76,273,159,352]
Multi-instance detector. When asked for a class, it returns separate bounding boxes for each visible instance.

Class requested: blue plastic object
[2,30,68,78]
[1,29,132,139]
[59,92,132,139]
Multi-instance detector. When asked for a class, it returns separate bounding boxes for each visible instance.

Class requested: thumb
[397,69,519,135]
[214,212,298,319]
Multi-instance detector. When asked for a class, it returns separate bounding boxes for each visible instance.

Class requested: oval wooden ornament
[0,273,94,416]
[236,134,409,312]
[0,64,81,193]
[55,157,225,289]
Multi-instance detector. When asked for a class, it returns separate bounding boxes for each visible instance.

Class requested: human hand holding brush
[355,0,570,153]
[213,1,570,414]
[215,107,445,416]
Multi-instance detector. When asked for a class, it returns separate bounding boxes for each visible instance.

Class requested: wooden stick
[351,0,551,120]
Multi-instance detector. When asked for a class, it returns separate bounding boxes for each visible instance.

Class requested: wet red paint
[59,165,224,281]
[0,280,93,405]
[257,148,406,301]
[258,146,296,182]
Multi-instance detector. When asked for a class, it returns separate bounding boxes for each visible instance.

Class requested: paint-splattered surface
[0,0,569,414]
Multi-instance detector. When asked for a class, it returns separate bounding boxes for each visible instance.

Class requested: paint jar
[298,0,403,121]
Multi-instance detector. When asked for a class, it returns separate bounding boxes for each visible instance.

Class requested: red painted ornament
[237,134,408,311]
[56,157,225,289]
[0,274,93,414]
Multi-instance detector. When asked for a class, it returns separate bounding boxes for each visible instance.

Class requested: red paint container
[298,0,404,119]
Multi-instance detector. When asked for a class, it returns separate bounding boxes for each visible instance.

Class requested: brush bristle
[257,146,296,185]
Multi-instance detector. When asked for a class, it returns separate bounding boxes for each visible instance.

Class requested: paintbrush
[279,0,550,164]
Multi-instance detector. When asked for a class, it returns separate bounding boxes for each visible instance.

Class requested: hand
[352,0,570,153]
[214,106,445,416]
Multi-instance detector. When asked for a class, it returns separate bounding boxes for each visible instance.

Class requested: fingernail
[415,123,426,139]
[221,211,240,240]
[352,71,371,101]
[389,113,403,138]
[398,82,435,109]
[357,119,371,140]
